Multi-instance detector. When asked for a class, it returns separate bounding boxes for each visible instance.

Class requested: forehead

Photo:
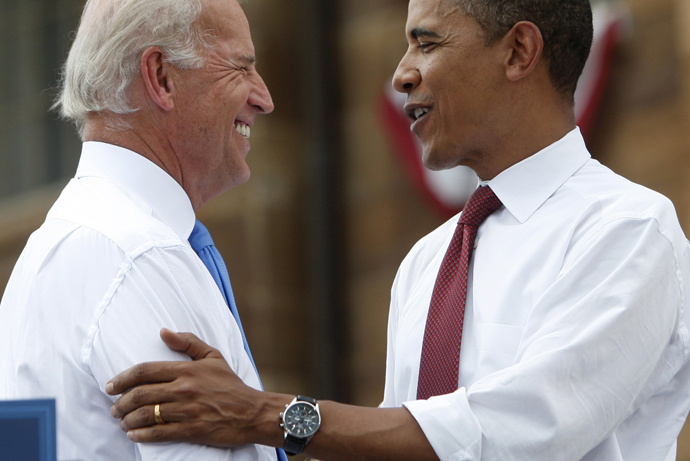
[201,0,252,43]
[406,0,459,31]
[200,0,255,58]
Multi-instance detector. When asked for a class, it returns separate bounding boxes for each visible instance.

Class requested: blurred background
[2,0,690,458]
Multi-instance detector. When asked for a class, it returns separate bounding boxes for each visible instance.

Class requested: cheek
[442,73,493,129]
[222,85,250,109]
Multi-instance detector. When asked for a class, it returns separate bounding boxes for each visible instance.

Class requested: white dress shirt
[0,142,275,461]
[382,128,690,461]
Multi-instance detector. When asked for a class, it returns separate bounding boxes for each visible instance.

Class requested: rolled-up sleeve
[404,215,688,460]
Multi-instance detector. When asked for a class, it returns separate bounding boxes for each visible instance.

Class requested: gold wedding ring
[154,404,165,425]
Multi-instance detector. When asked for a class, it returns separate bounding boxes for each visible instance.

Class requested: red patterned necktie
[417,186,503,400]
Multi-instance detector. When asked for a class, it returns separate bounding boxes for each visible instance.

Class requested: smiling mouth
[406,106,432,123]
[413,108,430,120]
[234,121,251,139]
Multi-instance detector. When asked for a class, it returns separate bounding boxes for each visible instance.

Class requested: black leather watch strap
[282,395,320,456]
[297,395,316,405]
[283,434,307,456]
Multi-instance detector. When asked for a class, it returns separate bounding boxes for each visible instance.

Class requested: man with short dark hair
[106,0,690,459]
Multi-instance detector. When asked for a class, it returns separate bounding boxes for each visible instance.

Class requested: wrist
[280,395,322,455]
[253,391,294,448]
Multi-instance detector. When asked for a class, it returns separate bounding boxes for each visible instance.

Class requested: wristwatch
[279,395,321,456]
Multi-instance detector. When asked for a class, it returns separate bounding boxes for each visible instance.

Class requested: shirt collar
[75,141,195,240]
[483,127,591,224]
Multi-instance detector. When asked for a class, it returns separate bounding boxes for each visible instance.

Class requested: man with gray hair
[0,0,275,459]
[107,0,690,459]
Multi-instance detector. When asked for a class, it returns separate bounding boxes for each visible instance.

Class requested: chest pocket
[474,323,524,377]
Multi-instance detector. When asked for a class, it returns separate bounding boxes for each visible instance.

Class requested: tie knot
[459,186,502,227]
[189,219,215,253]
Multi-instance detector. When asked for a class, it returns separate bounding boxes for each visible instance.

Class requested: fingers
[119,403,159,431]
[106,330,223,396]
[111,381,183,418]
[106,360,185,396]
[123,406,241,448]
[126,421,197,444]
[121,403,235,447]
[160,328,223,361]
[119,401,192,431]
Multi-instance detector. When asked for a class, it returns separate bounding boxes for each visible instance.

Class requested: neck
[82,113,205,212]
[475,89,576,181]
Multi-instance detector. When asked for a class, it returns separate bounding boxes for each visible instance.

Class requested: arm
[107,329,438,461]
[92,245,264,460]
[403,215,688,460]
[109,216,688,460]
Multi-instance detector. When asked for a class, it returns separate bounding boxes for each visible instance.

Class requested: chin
[234,166,252,186]
[227,173,250,189]
[214,167,251,196]
[422,149,458,172]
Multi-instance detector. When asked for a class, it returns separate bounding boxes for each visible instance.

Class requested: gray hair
[54,0,213,138]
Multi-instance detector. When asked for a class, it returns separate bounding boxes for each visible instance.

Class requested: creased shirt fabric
[0,142,274,461]
[382,128,690,461]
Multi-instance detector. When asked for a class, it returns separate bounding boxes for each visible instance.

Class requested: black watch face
[284,402,320,438]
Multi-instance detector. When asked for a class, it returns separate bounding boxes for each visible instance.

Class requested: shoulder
[561,159,687,256]
[46,177,187,259]
[566,160,677,219]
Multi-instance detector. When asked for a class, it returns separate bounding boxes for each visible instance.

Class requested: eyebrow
[238,54,256,65]
[410,27,442,40]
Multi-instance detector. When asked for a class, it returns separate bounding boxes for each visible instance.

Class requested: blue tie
[189,220,289,461]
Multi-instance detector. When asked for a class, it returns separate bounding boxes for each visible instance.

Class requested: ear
[503,21,544,82]
[140,46,176,111]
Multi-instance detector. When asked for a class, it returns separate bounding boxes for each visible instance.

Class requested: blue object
[0,399,56,461]
[189,220,289,461]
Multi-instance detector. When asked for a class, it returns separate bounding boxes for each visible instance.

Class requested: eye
[418,42,436,52]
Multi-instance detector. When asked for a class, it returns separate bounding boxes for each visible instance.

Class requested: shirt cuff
[404,388,482,461]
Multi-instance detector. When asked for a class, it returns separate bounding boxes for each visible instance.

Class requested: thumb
[160,328,223,361]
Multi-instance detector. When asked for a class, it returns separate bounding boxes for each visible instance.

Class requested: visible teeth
[235,123,251,139]
[414,108,430,120]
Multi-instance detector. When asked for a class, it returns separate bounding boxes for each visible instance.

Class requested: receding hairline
[195,0,253,48]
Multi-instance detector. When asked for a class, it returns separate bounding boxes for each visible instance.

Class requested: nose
[392,50,420,94]
[250,73,275,114]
